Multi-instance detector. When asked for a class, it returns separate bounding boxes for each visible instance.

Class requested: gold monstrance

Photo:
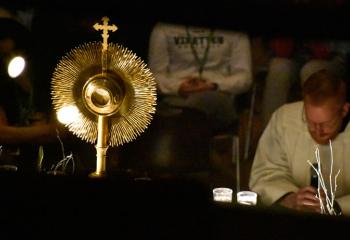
[51,17,157,177]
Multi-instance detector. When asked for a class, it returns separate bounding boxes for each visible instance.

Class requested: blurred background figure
[0,10,61,174]
[260,36,348,127]
[260,37,297,127]
[148,22,253,134]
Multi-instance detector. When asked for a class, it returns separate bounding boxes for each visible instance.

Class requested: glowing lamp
[57,105,80,125]
[8,56,25,78]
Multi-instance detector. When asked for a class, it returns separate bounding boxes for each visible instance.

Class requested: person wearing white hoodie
[148,22,252,133]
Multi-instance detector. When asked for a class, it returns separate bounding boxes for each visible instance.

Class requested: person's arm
[203,31,253,94]
[148,23,188,95]
[0,107,57,144]
[249,106,299,206]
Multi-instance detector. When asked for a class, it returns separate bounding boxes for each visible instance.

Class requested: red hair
[302,69,347,106]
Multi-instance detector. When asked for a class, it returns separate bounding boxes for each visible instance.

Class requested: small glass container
[237,191,257,206]
[213,187,233,203]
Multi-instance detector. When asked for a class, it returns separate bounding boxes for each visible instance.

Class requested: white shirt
[148,22,252,95]
[249,101,350,215]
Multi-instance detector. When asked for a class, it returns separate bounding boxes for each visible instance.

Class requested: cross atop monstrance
[93,16,118,51]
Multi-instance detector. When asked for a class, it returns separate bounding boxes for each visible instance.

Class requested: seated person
[0,17,59,173]
[249,69,350,216]
[148,22,252,133]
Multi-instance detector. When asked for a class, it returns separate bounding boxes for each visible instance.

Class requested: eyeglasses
[302,106,343,131]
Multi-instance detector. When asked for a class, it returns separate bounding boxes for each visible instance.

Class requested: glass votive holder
[213,187,233,203]
[236,191,257,206]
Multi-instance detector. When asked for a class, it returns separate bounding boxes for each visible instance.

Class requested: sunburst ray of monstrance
[51,17,157,177]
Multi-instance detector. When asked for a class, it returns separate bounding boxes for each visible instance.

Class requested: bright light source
[57,105,79,124]
[8,56,26,78]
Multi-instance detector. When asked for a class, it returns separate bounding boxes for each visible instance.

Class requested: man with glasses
[249,69,350,215]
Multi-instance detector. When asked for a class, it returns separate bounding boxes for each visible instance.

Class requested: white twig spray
[307,140,340,215]
[51,128,75,174]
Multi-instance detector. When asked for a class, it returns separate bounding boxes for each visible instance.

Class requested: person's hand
[178,77,217,97]
[278,186,322,213]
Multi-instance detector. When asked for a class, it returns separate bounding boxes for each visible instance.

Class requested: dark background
[4,0,350,93]
[1,1,350,238]
[1,0,350,174]
[2,0,350,113]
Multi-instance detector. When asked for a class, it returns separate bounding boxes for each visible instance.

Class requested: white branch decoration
[307,140,341,215]
[50,128,75,174]
[37,129,75,175]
